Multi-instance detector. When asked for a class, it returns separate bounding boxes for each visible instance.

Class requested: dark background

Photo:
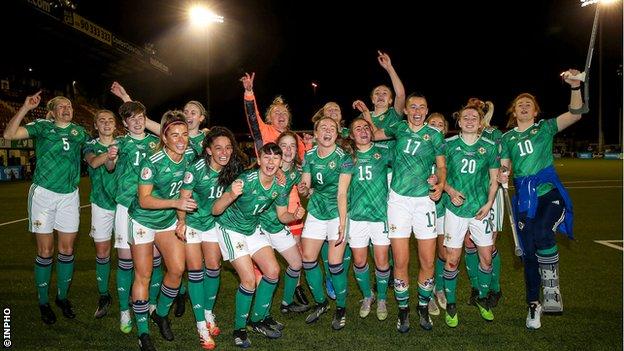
[1,0,622,144]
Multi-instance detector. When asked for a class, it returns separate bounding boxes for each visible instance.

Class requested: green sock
[490,249,501,293]
[417,279,434,306]
[35,256,53,305]
[117,259,134,312]
[149,256,163,306]
[354,263,372,299]
[443,268,459,304]
[204,267,221,311]
[321,241,330,278]
[375,266,390,301]
[156,284,178,317]
[477,264,492,299]
[394,280,409,308]
[132,300,149,336]
[303,261,326,304]
[434,256,446,293]
[56,253,74,300]
[235,285,255,330]
[187,270,205,322]
[179,277,187,295]
[96,256,111,296]
[465,247,479,289]
[251,276,278,323]
[282,266,300,305]
[329,263,348,308]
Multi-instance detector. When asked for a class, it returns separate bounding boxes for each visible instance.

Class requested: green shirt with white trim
[113,134,160,208]
[181,158,223,231]
[84,139,116,210]
[347,144,392,222]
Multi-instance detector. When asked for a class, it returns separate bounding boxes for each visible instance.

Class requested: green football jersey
[303,146,352,220]
[181,158,223,231]
[24,119,88,193]
[113,134,159,208]
[216,169,290,235]
[385,122,445,197]
[482,127,503,145]
[371,107,402,150]
[259,167,301,234]
[340,127,350,139]
[501,119,558,196]
[444,135,499,218]
[348,144,392,222]
[84,139,116,210]
[128,150,188,230]
[188,132,205,160]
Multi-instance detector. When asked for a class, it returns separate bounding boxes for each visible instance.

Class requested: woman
[213,142,305,348]
[299,117,352,330]
[241,73,311,306]
[311,102,349,139]
[366,93,446,333]
[127,111,196,351]
[338,110,393,321]
[424,112,449,316]
[440,100,499,328]
[178,127,247,349]
[499,69,582,329]
[84,109,118,319]
[3,92,97,324]
[368,51,405,139]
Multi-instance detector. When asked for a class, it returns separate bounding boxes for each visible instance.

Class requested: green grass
[0,159,621,350]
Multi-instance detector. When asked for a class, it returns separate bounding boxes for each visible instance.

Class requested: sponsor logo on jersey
[423,134,430,141]
[71,129,78,136]
[478,147,486,155]
[184,171,194,184]
[328,161,336,169]
[174,171,184,177]
[141,167,152,180]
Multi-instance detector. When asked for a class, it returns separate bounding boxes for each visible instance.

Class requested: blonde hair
[311,102,343,126]
[506,93,541,128]
[265,96,291,127]
[426,112,448,134]
[45,96,71,120]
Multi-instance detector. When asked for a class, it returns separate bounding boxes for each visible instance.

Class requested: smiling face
[278,134,297,163]
[513,97,538,125]
[258,150,282,177]
[314,118,338,148]
[207,135,233,169]
[427,115,446,134]
[123,112,146,136]
[94,111,116,137]
[183,102,205,132]
[458,108,481,134]
[404,96,428,128]
[323,102,342,124]
[268,105,290,132]
[350,119,372,147]
[371,85,393,109]
[163,123,189,156]
[51,98,73,124]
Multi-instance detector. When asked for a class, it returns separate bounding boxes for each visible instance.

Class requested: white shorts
[185,225,219,244]
[301,213,340,241]
[435,215,445,236]
[387,190,437,240]
[491,188,505,232]
[128,218,176,245]
[265,227,297,253]
[348,220,390,248]
[90,203,115,242]
[114,204,130,249]
[28,185,79,234]
[217,225,271,262]
[443,209,493,249]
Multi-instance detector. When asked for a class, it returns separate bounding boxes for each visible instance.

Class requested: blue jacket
[512,165,574,239]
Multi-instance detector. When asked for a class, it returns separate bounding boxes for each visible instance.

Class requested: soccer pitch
[0,159,621,350]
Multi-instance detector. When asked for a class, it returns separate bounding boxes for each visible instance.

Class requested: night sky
[3,0,623,144]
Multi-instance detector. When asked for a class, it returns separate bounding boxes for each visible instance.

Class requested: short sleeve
[302,153,312,174]
[181,163,199,191]
[500,136,511,159]
[384,122,399,139]
[24,120,42,138]
[544,118,559,136]
[138,158,157,186]
[432,131,446,156]
[275,185,290,207]
[340,154,354,174]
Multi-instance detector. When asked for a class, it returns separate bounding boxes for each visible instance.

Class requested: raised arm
[378,51,405,113]
[354,100,389,140]
[241,72,266,155]
[111,81,160,134]
[556,69,584,131]
[3,91,41,140]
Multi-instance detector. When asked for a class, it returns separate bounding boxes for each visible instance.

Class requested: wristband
[571,86,581,91]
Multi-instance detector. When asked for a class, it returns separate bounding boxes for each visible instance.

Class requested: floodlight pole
[205,27,211,127]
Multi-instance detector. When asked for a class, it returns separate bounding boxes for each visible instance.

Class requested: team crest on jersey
[518,221,524,230]
[423,134,430,141]
[71,129,78,136]
[379,114,385,121]
[328,161,336,169]
[531,128,538,135]
[184,171,194,184]
[149,141,157,149]
[478,147,486,155]
[141,167,152,180]
[373,153,381,160]
[272,191,278,198]
[389,224,397,232]
[290,172,296,180]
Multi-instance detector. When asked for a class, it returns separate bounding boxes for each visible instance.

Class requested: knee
[95,246,111,259]
[240,275,256,291]
[353,257,367,268]
[264,265,280,281]
[289,260,302,271]
[166,262,185,279]
[446,257,460,270]
[37,247,54,258]
[134,267,152,284]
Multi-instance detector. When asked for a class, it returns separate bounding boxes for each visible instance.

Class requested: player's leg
[201,228,222,337]
[115,204,134,333]
[349,220,374,318]
[430,214,446,316]
[130,241,154,347]
[413,197,437,331]
[53,188,80,319]
[291,228,311,307]
[301,215,330,324]
[270,230,308,314]
[516,212,541,329]
[441,209,468,328]
[327,218,348,330]
[34,233,56,324]
[250,245,282,338]
[91,204,115,318]
[320,240,335,300]
[148,246,164,314]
